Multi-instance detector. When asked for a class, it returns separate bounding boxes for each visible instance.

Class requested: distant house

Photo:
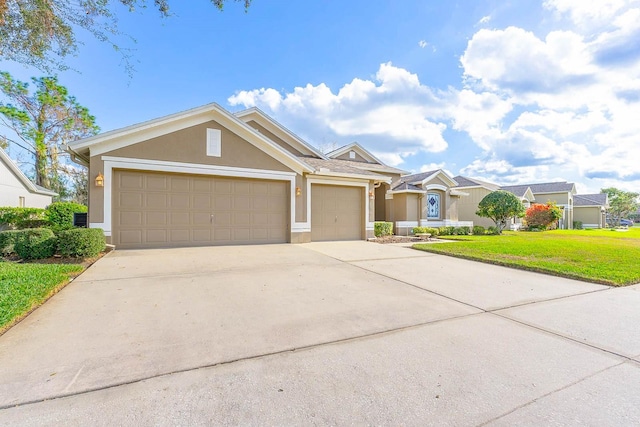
[573,194,608,229]
[0,148,57,208]
[455,177,535,230]
[516,182,577,229]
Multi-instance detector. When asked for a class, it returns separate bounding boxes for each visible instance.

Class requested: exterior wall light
[95,173,104,187]
[295,186,301,196]
[369,190,375,199]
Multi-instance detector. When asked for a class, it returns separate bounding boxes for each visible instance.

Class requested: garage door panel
[311,184,362,242]
[147,211,167,225]
[146,193,167,209]
[113,170,288,248]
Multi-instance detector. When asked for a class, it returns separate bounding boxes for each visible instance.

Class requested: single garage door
[113,170,288,248]
[311,184,363,241]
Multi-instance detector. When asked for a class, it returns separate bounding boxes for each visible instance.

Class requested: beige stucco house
[67,103,429,248]
[515,182,577,229]
[573,194,608,228]
[454,177,535,230]
[0,147,57,208]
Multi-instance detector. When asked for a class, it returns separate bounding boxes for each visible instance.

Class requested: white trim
[98,156,299,236]
[326,142,385,165]
[419,220,474,227]
[0,148,58,197]
[234,107,328,160]
[388,189,426,195]
[450,189,469,196]
[424,184,448,192]
[412,170,458,188]
[304,176,371,239]
[69,102,313,175]
[395,221,419,227]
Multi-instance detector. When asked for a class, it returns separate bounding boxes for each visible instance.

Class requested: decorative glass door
[427,193,440,219]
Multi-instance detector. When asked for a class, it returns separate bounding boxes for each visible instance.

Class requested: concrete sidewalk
[0,241,638,425]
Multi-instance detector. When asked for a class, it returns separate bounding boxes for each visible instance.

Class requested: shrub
[525,202,562,230]
[412,226,439,236]
[0,230,23,255]
[14,228,57,260]
[0,207,46,230]
[453,226,471,235]
[438,226,455,236]
[472,225,486,235]
[573,221,583,230]
[487,226,499,235]
[374,221,393,237]
[57,228,106,257]
[45,202,88,231]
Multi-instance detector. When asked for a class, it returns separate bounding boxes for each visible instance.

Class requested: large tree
[476,190,526,234]
[0,0,251,73]
[601,187,639,227]
[0,71,99,197]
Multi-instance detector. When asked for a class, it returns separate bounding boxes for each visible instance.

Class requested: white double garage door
[112,170,363,248]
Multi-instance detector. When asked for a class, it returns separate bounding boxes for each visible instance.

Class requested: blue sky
[2,0,640,194]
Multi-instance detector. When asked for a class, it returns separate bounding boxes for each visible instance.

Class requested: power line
[1,135,36,155]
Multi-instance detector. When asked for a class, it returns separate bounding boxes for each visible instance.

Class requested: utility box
[73,212,88,228]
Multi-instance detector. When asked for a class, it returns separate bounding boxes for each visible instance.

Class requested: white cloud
[418,40,428,48]
[420,162,446,172]
[229,62,450,160]
[478,15,491,24]
[543,0,638,27]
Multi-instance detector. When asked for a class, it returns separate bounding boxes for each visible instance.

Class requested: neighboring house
[67,104,412,249]
[573,194,608,228]
[386,170,472,235]
[0,147,57,208]
[454,176,535,230]
[516,182,577,229]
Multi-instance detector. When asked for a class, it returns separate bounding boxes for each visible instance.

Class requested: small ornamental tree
[525,202,563,230]
[476,191,526,234]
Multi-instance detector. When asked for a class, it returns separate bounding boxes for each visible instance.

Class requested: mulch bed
[371,235,429,244]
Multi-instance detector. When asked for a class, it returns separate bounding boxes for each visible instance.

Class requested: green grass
[0,262,84,332]
[413,228,640,286]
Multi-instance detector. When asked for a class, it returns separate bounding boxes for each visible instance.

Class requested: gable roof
[574,193,608,207]
[400,169,459,188]
[524,181,576,194]
[67,102,314,175]
[453,175,500,191]
[0,148,58,197]
[327,142,384,165]
[299,157,390,181]
[390,182,423,192]
[234,107,327,159]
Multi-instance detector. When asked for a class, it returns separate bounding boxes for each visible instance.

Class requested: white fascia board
[235,108,328,160]
[420,170,458,188]
[387,189,426,195]
[328,143,385,165]
[70,103,313,175]
[450,189,469,196]
[0,148,58,196]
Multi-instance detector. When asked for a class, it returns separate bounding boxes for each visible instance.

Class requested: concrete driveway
[0,241,638,425]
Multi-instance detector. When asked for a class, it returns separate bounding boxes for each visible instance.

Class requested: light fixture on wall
[95,173,104,187]
[295,186,301,196]
[369,190,375,199]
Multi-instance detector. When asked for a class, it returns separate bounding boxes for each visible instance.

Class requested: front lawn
[413,228,640,286]
[0,262,84,333]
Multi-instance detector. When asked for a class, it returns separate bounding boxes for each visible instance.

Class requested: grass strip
[0,262,84,333]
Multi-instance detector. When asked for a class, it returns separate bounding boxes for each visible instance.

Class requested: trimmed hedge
[0,207,46,230]
[374,221,393,237]
[412,226,439,236]
[454,226,471,235]
[438,226,456,236]
[487,226,500,235]
[472,225,486,235]
[45,202,88,231]
[57,228,106,257]
[0,230,23,255]
[14,228,57,260]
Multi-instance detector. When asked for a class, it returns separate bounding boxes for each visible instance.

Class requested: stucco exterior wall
[245,120,304,156]
[334,151,369,163]
[456,187,494,228]
[88,120,297,225]
[574,206,604,228]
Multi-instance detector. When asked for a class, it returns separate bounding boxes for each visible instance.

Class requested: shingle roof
[453,175,500,190]
[574,194,608,207]
[391,182,423,192]
[525,181,575,193]
[299,157,388,178]
[399,169,439,184]
[500,184,531,198]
